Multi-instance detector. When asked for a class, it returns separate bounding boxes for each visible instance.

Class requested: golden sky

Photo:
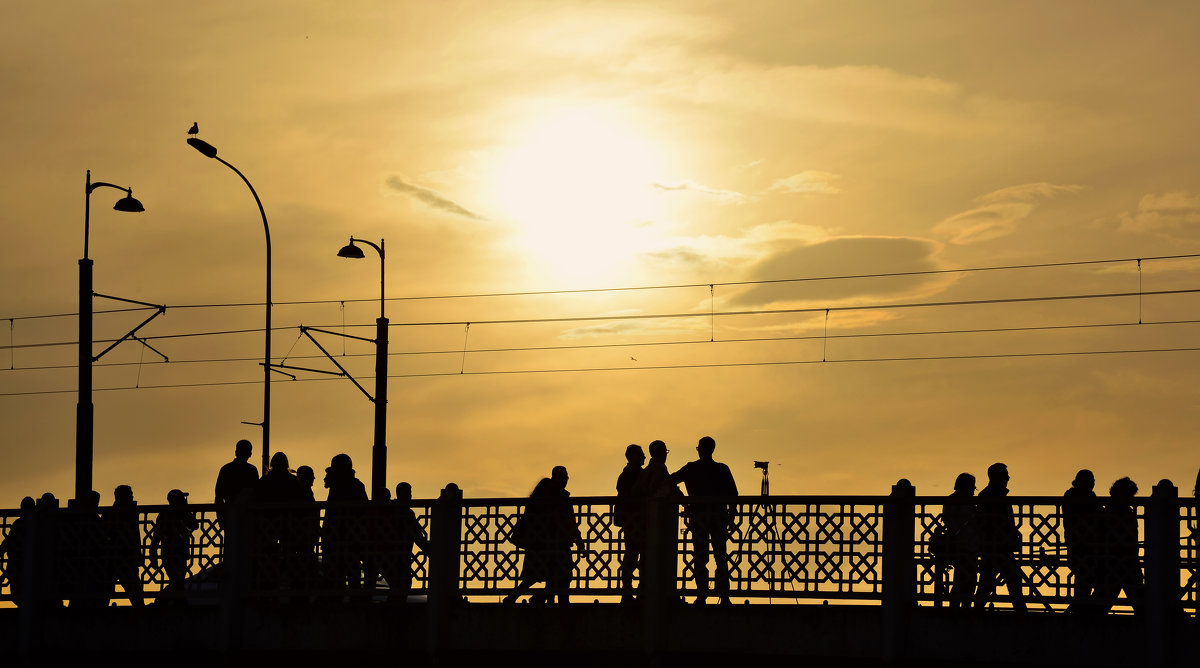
[2,1,1199,505]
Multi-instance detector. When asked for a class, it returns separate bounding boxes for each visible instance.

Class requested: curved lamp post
[337,237,388,499]
[78,170,145,502]
[187,137,273,474]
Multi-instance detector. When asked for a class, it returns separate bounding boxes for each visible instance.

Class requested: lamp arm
[349,236,384,259]
[86,182,132,196]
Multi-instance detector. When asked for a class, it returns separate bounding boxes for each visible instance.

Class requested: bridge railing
[0,481,1195,613]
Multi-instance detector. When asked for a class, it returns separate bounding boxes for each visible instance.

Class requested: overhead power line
[4,286,1198,352]
[3,344,1199,397]
[5,317,1200,374]
[5,251,1200,322]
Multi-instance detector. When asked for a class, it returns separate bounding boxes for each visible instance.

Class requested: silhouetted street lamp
[187,136,273,474]
[78,170,147,502]
[337,237,388,500]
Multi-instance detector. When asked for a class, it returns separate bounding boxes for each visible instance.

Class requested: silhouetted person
[1063,469,1102,615]
[33,493,61,607]
[974,463,1027,612]
[215,439,259,526]
[504,466,584,605]
[670,436,738,605]
[103,484,144,606]
[323,453,369,595]
[150,489,197,598]
[636,440,681,499]
[614,444,645,603]
[255,451,308,587]
[1096,477,1145,614]
[0,496,36,607]
[65,490,109,608]
[940,472,978,609]
[379,482,429,604]
[295,465,320,562]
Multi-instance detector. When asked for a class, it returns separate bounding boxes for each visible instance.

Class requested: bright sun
[487,106,669,284]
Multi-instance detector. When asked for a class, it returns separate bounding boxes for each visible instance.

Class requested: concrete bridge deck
[1,602,1194,667]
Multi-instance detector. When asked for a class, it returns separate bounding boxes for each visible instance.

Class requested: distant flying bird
[188,122,199,135]
[629,356,638,362]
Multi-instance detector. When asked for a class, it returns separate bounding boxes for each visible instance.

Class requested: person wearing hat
[150,489,198,595]
[103,484,144,606]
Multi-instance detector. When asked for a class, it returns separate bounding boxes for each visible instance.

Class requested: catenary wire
[5,251,1200,322]
[4,317,1200,373]
[3,344,1199,397]
[3,286,1198,352]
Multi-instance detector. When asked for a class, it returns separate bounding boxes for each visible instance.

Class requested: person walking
[973,463,1027,612]
[504,466,584,605]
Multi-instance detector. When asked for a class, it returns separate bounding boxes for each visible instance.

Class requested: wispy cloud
[767,170,842,195]
[934,181,1084,244]
[384,176,484,220]
[977,182,1085,204]
[1120,191,1200,236]
[728,236,949,308]
[650,180,747,203]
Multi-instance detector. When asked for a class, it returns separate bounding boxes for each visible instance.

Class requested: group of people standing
[212,439,429,602]
[937,463,1165,614]
[501,435,738,606]
[0,439,429,607]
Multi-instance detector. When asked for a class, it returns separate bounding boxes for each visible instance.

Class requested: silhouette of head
[84,490,101,509]
[953,472,976,494]
[330,453,353,471]
[649,440,667,460]
[270,451,290,473]
[167,489,189,505]
[1109,477,1138,498]
[986,462,1009,486]
[625,444,645,465]
[697,436,716,458]
[396,482,413,502]
[114,484,134,504]
[19,496,35,512]
[37,493,57,509]
[1072,469,1095,492]
[551,465,569,488]
[297,465,314,487]
[235,439,252,461]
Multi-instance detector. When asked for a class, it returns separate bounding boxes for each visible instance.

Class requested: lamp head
[113,192,144,213]
[337,240,365,259]
[187,137,218,158]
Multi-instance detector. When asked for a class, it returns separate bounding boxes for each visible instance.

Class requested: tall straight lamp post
[187,136,273,474]
[336,237,388,500]
[78,170,149,502]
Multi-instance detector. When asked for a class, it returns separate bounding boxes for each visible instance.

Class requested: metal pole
[373,316,388,500]
[212,156,271,473]
[76,169,93,503]
[372,238,387,500]
[76,171,94,503]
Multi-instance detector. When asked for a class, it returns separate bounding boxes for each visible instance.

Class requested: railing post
[428,483,463,656]
[17,507,47,657]
[882,478,916,664]
[1144,479,1180,668]
[642,494,679,655]
[220,504,251,652]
